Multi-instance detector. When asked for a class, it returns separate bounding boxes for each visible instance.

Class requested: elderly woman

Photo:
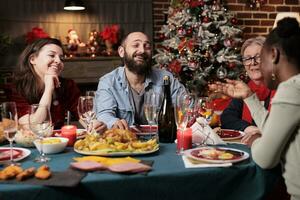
[213,17,300,200]
[220,36,275,146]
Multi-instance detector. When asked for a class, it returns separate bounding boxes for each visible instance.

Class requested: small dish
[34,137,69,154]
[217,129,245,141]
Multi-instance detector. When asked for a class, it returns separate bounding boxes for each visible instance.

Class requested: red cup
[61,125,77,146]
[177,128,192,151]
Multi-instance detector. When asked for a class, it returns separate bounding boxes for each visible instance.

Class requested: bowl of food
[33,137,69,154]
[15,129,37,147]
[15,123,54,147]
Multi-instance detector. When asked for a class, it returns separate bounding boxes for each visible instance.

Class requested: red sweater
[5,78,81,129]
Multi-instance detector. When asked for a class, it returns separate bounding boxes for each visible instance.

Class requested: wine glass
[195,97,214,124]
[0,102,18,166]
[77,96,96,133]
[29,104,52,162]
[86,90,96,97]
[143,90,161,141]
[175,93,195,154]
[194,96,214,145]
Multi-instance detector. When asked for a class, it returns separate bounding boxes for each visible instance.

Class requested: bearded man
[95,32,186,129]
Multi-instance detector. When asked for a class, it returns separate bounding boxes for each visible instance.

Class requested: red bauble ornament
[239,74,245,80]
[199,0,205,6]
[228,62,236,69]
[231,17,238,25]
[169,60,182,74]
[159,33,165,41]
[163,46,171,52]
[178,27,186,37]
[186,27,193,36]
[203,16,210,23]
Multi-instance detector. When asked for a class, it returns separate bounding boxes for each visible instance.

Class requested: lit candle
[61,125,77,146]
[177,128,192,151]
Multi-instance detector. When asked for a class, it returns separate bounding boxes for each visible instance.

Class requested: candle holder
[61,125,77,146]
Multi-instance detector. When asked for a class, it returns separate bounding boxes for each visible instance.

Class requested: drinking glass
[29,104,52,162]
[85,90,96,97]
[195,97,214,124]
[175,93,195,154]
[1,102,18,166]
[194,97,215,145]
[143,90,161,140]
[77,96,96,133]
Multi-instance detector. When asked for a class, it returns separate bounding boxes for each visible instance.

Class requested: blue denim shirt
[95,66,186,128]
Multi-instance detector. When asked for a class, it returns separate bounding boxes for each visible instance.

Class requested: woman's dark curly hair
[265,17,300,69]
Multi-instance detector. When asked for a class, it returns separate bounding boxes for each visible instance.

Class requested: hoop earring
[271,66,276,81]
[271,73,276,81]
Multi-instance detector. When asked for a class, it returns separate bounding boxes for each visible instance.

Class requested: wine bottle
[158,75,177,143]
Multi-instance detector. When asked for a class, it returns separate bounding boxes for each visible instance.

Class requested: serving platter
[74,147,159,157]
[184,146,249,164]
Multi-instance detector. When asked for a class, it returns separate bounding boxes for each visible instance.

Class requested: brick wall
[152,0,300,46]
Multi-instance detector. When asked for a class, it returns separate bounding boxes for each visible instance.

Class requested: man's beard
[124,51,152,76]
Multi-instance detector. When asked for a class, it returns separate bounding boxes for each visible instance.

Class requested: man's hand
[92,120,107,134]
[112,119,129,130]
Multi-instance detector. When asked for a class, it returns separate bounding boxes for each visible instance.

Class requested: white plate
[53,129,87,139]
[0,147,31,164]
[217,129,245,141]
[74,147,159,157]
[184,146,249,164]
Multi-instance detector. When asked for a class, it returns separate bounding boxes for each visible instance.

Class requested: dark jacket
[221,96,271,131]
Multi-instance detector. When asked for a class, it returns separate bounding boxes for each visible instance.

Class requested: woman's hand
[209,79,253,99]
[44,67,61,90]
[241,126,261,147]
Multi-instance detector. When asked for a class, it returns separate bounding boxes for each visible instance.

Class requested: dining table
[0,143,281,200]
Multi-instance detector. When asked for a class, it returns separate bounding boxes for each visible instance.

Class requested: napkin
[182,155,232,168]
[191,117,226,145]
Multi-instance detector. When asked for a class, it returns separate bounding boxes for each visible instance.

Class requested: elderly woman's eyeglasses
[242,54,261,66]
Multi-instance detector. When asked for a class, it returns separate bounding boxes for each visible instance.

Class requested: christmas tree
[153,0,244,96]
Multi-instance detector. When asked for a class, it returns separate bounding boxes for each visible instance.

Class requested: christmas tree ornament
[230,17,238,25]
[178,27,186,37]
[203,16,210,23]
[228,62,236,69]
[212,0,221,11]
[159,33,166,41]
[188,60,199,71]
[186,27,193,36]
[223,38,232,47]
[239,73,247,81]
[204,50,210,58]
[169,59,182,74]
[216,66,228,79]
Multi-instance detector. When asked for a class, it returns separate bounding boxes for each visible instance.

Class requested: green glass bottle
[158,76,177,143]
